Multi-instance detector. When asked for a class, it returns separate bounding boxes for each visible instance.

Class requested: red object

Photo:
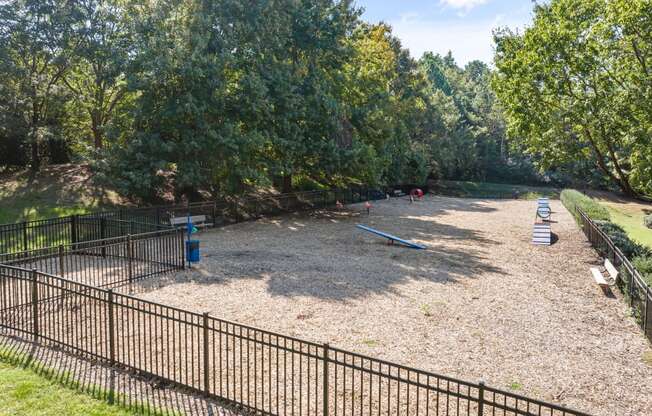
[410,188,424,199]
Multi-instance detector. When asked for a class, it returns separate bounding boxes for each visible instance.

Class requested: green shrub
[644,214,652,229]
[633,255,652,286]
[560,189,610,222]
[595,220,648,258]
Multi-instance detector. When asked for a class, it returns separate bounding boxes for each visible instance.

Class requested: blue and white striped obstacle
[356,224,426,250]
[533,198,552,245]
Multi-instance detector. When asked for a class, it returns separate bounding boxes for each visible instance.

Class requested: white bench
[591,267,608,287]
[591,259,619,288]
[170,215,210,229]
[604,258,619,283]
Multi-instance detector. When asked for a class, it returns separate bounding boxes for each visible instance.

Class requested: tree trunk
[30,139,40,171]
[583,127,638,197]
[29,111,40,171]
[90,109,103,149]
[282,174,292,193]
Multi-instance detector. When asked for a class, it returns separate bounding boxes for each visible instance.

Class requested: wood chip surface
[137,196,652,416]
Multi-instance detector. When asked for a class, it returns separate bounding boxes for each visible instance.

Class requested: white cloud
[440,0,488,11]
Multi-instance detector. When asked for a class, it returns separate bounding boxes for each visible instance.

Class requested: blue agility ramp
[356,224,426,250]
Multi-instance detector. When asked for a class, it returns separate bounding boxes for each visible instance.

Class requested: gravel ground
[137,196,652,416]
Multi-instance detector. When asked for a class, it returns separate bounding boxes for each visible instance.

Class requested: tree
[0,0,79,170]
[493,0,652,196]
[63,0,132,151]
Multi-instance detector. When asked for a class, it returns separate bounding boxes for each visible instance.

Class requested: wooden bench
[604,258,619,283]
[591,259,619,288]
[591,267,608,287]
[170,215,211,229]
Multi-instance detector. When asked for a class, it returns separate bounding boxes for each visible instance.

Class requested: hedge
[632,255,652,286]
[560,189,610,222]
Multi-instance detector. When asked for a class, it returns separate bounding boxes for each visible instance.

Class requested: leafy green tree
[493,0,652,197]
[0,0,79,169]
[62,0,133,151]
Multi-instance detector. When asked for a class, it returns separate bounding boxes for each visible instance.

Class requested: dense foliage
[0,0,534,202]
[493,0,652,198]
[560,189,610,222]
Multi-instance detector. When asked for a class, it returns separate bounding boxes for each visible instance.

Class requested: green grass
[0,360,137,416]
[605,206,652,249]
[0,200,94,225]
[432,180,560,200]
[0,345,174,416]
[0,165,122,224]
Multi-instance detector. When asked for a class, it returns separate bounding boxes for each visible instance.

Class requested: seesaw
[356,224,426,250]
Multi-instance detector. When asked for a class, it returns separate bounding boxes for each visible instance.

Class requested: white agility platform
[532,223,551,245]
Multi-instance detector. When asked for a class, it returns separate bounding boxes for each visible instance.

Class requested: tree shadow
[135,197,508,302]
[0,164,122,221]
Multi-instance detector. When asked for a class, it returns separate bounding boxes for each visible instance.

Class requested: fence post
[323,343,329,416]
[180,229,186,270]
[156,207,161,226]
[58,245,65,277]
[22,221,28,252]
[127,235,134,283]
[100,218,107,257]
[31,269,39,341]
[212,202,217,227]
[107,289,115,404]
[478,381,485,416]
[644,286,650,335]
[108,289,115,366]
[203,312,210,395]
[630,269,635,306]
[71,215,78,248]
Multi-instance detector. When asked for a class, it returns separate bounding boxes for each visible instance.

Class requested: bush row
[562,189,652,288]
[560,189,610,222]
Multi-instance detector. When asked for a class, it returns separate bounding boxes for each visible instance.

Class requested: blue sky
[354,0,535,65]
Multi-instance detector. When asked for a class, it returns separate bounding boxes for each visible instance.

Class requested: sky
[354,0,536,66]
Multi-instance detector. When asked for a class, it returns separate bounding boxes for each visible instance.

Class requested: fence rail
[576,208,652,343]
[0,188,384,256]
[0,263,592,416]
[0,229,184,290]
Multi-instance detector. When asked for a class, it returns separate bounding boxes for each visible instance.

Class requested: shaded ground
[429,180,560,199]
[137,196,652,416]
[0,164,125,224]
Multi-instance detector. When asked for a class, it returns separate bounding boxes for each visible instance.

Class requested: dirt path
[137,196,652,416]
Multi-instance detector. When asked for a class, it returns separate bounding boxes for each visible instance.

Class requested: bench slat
[170,215,207,225]
[591,267,608,286]
[604,259,619,280]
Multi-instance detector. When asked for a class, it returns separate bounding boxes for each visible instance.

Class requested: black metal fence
[0,188,384,255]
[0,229,184,290]
[0,188,593,415]
[0,264,591,416]
[577,208,652,343]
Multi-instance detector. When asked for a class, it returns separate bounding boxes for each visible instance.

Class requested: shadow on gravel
[133,197,508,302]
